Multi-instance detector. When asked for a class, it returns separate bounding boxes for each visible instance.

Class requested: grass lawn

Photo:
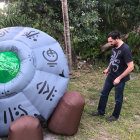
[60,68,140,140]
[0,68,140,140]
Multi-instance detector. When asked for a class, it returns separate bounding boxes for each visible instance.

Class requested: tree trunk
[62,0,72,71]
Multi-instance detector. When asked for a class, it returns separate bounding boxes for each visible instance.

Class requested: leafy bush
[68,0,102,61]
[73,32,107,62]
[0,0,101,63]
[126,32,140,72]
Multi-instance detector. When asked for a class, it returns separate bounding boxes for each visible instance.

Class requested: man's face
[108,37,118,48]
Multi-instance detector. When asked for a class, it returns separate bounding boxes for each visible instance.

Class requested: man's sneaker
[106,116,118,122]
[90,112,104,116]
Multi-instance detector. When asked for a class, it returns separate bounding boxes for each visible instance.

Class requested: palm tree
[62,0,72,71]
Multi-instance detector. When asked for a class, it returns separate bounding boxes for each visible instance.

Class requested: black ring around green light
[0,52,20,83]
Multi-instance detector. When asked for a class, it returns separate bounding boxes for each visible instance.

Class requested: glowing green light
[0,52,20,83]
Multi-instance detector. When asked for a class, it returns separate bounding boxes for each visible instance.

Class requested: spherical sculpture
[0,27,70,136]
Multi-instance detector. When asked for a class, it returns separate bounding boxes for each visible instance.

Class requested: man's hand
[103,68,108,76]
[113,77,120,85]
[113,61,134,85]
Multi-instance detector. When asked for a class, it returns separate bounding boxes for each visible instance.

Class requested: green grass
[61,69,140,140]
[1,68,140,140]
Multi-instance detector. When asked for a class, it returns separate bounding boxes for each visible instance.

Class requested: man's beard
[112,43,118,48]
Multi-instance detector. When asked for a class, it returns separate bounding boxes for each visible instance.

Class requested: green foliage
[0,0,139,64]
[68,0,101,60]
[98,0,140,33]
[0,0,64,43]
[0,4,32,28]
[0,0,101,61]
[74,32,106,61]
[126,32,140,72]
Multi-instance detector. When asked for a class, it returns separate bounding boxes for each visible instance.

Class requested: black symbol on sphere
[46,86,55,101]
[3,105,28,124]
[34,114,38,117]
[43,48,58,62]
[37,81,48,94]
[0,28,10,37]
[22,31,40,41]
[13,107,19,116]
[36,81,57,101]
[48,89,57,101]
[59,70,65,77]
[15,111,19,116]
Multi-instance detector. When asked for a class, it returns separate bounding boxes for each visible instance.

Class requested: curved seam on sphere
[13,39,32,49]
[35,69,70,79]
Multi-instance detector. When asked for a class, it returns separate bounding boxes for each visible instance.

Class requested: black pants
[97,76,125,118]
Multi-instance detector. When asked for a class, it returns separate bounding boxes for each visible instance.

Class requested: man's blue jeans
[97,76,125,118]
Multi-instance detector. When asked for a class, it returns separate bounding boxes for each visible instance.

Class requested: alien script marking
[22,31,40,41]
[36,81,57,101]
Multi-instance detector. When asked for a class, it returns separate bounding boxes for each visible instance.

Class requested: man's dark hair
[107,31,120,40]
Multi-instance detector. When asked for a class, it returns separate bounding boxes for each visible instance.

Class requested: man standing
[91,31,134,122]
